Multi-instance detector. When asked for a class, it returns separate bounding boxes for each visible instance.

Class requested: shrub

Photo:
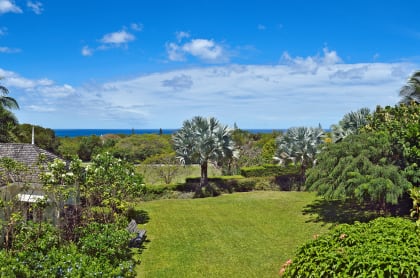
[240,164,299,178]
[76,222,132,264]
[281,217,420,277]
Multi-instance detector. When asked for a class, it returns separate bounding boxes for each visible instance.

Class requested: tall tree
[399,70,420,104]
[0,81,19,109]
[306,132,411,211]
[0,80,20,142]
[0,107,19,142]
[173,116,236,189]
[331,107,370,142]
[275,126,324,186]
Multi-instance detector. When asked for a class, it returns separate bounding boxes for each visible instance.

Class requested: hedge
[240,164,300,178]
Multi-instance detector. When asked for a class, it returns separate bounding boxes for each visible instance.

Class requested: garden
[0,72,419,277]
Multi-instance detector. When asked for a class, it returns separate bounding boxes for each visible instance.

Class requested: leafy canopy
[306,132,411,207]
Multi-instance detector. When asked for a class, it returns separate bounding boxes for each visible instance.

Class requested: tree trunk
[200,161,208,189]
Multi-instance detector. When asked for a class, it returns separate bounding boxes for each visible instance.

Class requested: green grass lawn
[135,191,330,277]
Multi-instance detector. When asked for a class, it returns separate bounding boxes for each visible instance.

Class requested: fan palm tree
[275,126,324,186]
[399,71,420,104]
[173,116,236,190]
[331,107,370,143]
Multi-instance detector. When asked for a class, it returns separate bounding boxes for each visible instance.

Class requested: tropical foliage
[363,103,420,186]
[275,126,324,186]
[399,70,420,104]
[0,80,19,143]
[173,116,236,189]
[330,107,370,142]
[306,132,411,210]
[281,217,420,277]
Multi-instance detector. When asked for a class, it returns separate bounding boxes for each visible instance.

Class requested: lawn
[135,191,330,277]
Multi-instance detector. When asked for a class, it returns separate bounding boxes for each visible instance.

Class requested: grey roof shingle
[0,143,63,184]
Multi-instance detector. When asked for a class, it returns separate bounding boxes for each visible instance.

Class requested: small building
[0,143,76,225]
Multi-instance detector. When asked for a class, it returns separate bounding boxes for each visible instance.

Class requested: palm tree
[0,106,19,142]
[275,126,324,186]
[0,82,19,110]
[173,116,236,190]
[399,71,420,104]
[0,80,20,142]
[331,107,370,143]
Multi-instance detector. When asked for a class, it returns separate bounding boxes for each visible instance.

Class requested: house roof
[0,143,60,165]
[0,143,64,184]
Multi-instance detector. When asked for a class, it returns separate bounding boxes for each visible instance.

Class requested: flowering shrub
[281,217,420,277]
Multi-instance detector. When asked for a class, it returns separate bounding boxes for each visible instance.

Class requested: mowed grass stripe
[136,191,328,277]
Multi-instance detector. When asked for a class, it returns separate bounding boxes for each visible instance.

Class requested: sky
[1,0,420,129]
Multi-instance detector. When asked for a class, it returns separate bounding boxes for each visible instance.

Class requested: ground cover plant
[135,191,330,277]
[281,217,420,277]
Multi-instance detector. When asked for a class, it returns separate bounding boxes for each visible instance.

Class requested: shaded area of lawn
[135,191,330,278]
[302,196,412,225]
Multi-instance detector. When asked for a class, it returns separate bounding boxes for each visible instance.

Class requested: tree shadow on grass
[302,199,383,226]
[127,209,150,224]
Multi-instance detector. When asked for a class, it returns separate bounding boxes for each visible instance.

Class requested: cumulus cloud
[82,27,138,56]
[0,0,22,14]
[100,30,135,45]
[280,47,342,74]
[176,31,190,42]
[166,42,184,61]
[4,48,417,129]
[81,45,93,56]
[182,39,224,61]
[27,1,43,14]
[67,56,413,129]
[167,35,228,63]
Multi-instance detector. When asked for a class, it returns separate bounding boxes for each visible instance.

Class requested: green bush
[77,222,132,264]
[240,164,299,178]
[281,217,420,277]
[1,221,136,277]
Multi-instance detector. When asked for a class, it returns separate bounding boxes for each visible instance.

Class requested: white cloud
[176,31,190,42]
[0,68,53,88]
[167,36,228,63]
[0,46,20,53]
[26,105,56,112]
[100,30,135,45]
[257,24,266,30]
[130,23,143,31]
[27,1,43,14]
[82,27,137,56]
[182,39,225,61]
[166,42,185,61]
[67,58,412,129]
[0,0,22,14]
[5,49,417,129]
[81,45,93,56]
[37,84,75,98]
[162,74,193,90]
[280,47,342,74]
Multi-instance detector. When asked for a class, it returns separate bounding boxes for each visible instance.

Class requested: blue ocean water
[53,129,282,137]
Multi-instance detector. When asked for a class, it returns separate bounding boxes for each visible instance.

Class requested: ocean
[53,129,282,137]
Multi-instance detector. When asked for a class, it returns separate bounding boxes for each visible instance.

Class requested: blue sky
[1,0,419,129]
